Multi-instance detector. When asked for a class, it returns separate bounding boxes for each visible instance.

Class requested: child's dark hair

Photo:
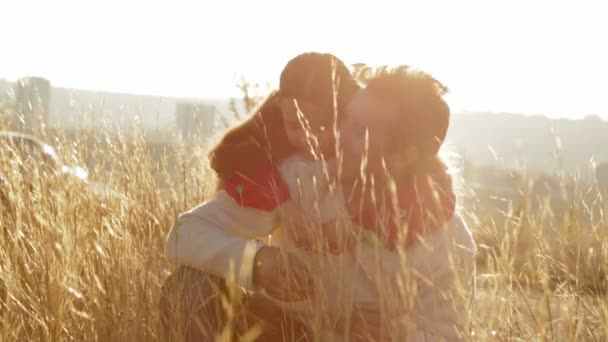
[279,52,358,115]
[209,52,360,182]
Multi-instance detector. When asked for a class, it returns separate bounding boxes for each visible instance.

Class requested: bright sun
[1,0,607,118]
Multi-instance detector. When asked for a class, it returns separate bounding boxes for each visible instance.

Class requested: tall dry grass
[0,124,215,341]
[466,171,608,341]
[1,106,608,341]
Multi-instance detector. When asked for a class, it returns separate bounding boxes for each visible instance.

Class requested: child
[164,52,365,340]
[208,52,360,253]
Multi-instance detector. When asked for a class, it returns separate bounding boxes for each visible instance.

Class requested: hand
[246,291,287,323]
[252,246,315,302]
[288,220,356,254]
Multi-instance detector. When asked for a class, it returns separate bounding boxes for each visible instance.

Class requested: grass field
[1,117,608,341]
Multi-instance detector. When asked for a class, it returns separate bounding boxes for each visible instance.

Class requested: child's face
[280,96,336,160]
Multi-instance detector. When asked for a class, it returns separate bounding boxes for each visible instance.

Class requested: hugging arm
[165,191,276,289]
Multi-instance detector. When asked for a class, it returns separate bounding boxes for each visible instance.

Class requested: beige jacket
[164,155,476,340]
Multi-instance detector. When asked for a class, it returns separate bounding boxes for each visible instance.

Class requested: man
[336,66,477,341]
[160,66,476,341]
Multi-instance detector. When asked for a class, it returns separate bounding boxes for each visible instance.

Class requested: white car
[0,131,88,182]
[0,131,125,207]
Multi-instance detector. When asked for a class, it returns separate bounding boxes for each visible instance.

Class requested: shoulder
[179,191,277,228]
[446,213,476,251]
[447,213,469,231]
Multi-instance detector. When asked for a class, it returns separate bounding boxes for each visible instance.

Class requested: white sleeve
[164,191,277,289]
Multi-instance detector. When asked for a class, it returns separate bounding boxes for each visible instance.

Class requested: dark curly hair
[365,65,450,158]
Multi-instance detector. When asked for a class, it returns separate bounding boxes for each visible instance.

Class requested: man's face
[339,89,398,181]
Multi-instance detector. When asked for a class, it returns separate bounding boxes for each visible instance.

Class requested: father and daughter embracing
[160,52,477,342]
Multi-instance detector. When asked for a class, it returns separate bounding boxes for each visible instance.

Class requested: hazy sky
[2,0,607,119]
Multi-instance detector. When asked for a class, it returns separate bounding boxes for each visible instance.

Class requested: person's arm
[165,191,276,289]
